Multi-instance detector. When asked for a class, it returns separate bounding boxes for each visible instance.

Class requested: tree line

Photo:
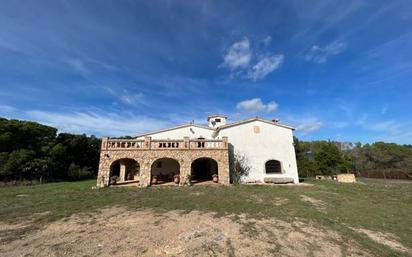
[0,118,100,184]
[1,117,411,184]
[294,138,412,179]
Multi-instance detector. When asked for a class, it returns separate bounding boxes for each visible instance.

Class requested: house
[96,115,299,187]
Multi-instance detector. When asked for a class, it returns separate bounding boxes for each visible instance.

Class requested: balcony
[101,136,228,150]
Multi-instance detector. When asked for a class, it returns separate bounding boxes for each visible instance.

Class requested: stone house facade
[96,115,298,187]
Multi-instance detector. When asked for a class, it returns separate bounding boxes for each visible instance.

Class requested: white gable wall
[136,125,214,140]
[217,120,299,183]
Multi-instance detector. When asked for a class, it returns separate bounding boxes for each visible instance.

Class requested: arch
[109,158,140,185]
[265,160,282,174]
[150,158,180,185]
[191,157,218,184]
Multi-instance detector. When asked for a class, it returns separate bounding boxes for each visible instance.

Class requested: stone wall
[97,144,230,188]
[336,173,356,183]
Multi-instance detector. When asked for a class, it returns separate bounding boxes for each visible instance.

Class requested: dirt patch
[300,195,327,212]
[354,228,411,254]
[0,207,371,257]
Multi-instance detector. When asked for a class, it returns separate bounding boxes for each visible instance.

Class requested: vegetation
[229,153,251,184]
[0,118,100,183]
[0,179,411,256]
[294,137,412,178]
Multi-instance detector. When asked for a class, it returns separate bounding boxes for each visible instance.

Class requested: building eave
[134,122,214,138]
[216,117,295,131]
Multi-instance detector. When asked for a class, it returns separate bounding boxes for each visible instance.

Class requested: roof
[216,117,295,131]
[134,122,213,138]
[134,116,294,138]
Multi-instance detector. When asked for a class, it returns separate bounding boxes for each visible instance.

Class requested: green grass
[0,179,411,256]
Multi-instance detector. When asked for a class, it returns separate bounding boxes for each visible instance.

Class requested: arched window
[265,160,282,174]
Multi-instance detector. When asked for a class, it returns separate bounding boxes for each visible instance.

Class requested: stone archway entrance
[97,137,230,187]
[191,158,218,184]
[150,158,180,185]
[109,158,140,185]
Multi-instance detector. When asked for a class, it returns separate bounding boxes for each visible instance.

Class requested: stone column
[139,160,151,187]
[219,150,230,185]
[222,136,228,149]
[183,136,190,149]
[144,136,152,149]
[96,137,110,188]
[180,159,191,186]
[119,162,126,182]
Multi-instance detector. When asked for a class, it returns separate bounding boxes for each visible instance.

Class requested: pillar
[97,151,110,188]
[219,151,230,185]
[144,136,152,149]
[179,159,191,185]
[139,160,151,187]
[118,161,126,182]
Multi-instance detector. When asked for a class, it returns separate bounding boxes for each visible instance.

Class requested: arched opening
[109,158,140,185]
[191,158,218,184]
[265,160,282,174]
[151,158,180,185]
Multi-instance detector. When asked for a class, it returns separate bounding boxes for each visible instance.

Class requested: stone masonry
[97,136,230,187]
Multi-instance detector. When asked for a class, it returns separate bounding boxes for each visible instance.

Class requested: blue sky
[0,0,411,143]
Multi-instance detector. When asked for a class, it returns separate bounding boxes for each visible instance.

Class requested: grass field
[0,179,411,256]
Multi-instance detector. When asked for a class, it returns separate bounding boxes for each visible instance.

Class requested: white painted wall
[136,125,214,140]
[217,120,299,184]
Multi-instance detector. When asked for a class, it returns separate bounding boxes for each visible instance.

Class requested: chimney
[207,115,227,128]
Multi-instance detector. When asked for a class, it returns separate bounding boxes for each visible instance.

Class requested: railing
[102,137,228,150]
[106,139,145,149]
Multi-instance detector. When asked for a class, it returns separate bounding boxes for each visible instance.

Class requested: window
[215,118,221,122]
[265,160,281,174]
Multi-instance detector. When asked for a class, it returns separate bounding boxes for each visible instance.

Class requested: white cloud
[120,93,145,106]
[65,58,89,73]
[221,38,251,70]
[305,41,346,64]
[296,119,323,133]
[247,54,284,81]
[25,110,170,136]
[263,35,272,46]
[357,117,412,143]
[236,98,278,113]
[104,87,145,106]
[220,37,284,81]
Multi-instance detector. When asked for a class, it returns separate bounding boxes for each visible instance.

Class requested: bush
[230,153,250,184]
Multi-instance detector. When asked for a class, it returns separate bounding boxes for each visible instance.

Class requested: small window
[215,118,221,122]
[265,160,281,174]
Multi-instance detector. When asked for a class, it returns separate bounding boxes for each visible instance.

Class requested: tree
[0,117,101,183]
[314,142,345,175]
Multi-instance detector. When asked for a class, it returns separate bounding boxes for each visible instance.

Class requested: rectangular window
[215,118,221,122]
